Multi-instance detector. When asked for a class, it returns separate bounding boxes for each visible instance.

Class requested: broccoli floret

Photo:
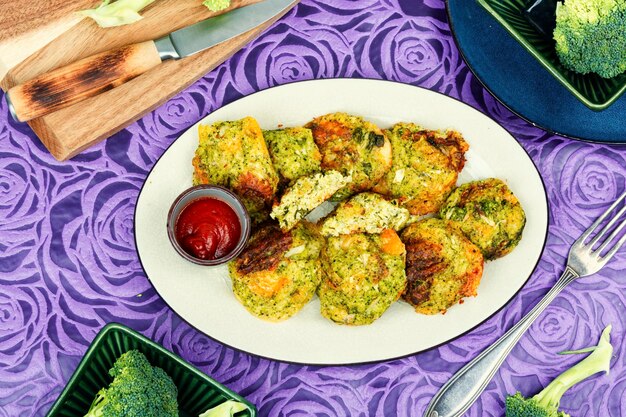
[505,324,613,417]
[84,350,178,417]
[203,0,231,12]
[553,0,626,78]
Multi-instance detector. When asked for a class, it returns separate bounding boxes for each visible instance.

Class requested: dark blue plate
[447,0,626,143]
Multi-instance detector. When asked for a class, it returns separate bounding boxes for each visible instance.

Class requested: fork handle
[423,267,579,417]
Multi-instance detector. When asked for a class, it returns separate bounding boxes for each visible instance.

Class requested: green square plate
[46,322,256,417]
[477,0,626,111]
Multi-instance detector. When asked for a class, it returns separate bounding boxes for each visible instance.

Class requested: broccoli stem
[534,325,613,410]
[84,389,107,417]
[199,400,247,417]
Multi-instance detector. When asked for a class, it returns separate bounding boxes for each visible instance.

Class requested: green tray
[46,322,256,417]
[477,0,626,111]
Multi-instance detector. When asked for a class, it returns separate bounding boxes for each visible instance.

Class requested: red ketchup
[175,197,241,260]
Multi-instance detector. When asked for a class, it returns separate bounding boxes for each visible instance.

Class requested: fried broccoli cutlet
[270,170,351,231]
[306,113,392,200]
[229,222,324,321]
[320,192,413,237]
[372,122,468,216]
[401,218,484,315]
[440,178,526,260]
[263,127,322,185]
[318,229,407,325]
[192,117,279,223]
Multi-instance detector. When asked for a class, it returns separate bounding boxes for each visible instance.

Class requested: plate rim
[133,77,550,366]
[445,0,626,145]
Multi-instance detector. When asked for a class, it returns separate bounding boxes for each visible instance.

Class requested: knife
[6,0,295,122]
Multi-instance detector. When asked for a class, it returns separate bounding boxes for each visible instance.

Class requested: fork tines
[577,190,626,260]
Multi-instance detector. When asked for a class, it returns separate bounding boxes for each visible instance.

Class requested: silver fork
[424,190,626,417]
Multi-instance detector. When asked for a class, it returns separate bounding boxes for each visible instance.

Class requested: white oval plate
[135,79,548,365]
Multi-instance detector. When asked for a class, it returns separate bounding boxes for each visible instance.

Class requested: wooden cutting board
[0,0,298,161]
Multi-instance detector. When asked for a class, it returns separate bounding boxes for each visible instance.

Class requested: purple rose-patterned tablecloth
[1,1,625,416]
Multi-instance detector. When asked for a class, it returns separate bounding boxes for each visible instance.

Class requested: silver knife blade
[155,0,295,60]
